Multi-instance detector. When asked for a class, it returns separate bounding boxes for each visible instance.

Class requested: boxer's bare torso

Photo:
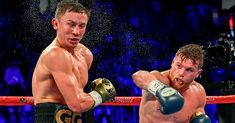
[32,41,93,105]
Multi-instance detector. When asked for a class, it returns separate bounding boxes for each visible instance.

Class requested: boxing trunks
[34,103,82,123]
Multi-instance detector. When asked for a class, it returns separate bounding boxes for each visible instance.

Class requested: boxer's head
[175,44,204,69]
[51,1,91,48]
[170,44,204,91]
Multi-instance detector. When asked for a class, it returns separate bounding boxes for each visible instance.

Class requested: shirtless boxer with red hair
[133,44,211,123]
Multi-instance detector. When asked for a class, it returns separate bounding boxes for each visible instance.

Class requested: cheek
[60,24,72,32]
[64,27,73,33]
[171,68,180,76]
[185,74,197,81]
[80,29,86,35]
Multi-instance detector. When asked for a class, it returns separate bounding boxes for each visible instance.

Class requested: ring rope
[0,95,235,106]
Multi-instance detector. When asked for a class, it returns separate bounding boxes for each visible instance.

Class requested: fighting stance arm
[44,48,94,113]
[190,83,211,123]
[132,70,184,114]
[76,45,116,107]
[88,78,116,107]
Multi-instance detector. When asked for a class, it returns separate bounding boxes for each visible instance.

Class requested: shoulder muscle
[191,82,207,107]
[43,47,73,73]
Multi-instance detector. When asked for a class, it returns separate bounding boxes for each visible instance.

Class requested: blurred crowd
[0,0,235,122]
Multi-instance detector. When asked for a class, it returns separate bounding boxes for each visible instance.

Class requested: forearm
[77,93,95,113]
[132,70,167,90]
[132,70,154,90]
[65,92,94,113]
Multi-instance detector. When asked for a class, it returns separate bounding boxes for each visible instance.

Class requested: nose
[178,68,185,77]
[72,26,80,36]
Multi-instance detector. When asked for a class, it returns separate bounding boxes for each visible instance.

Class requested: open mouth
[176,78,184,86]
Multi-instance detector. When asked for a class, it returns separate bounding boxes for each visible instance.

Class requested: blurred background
[0,0,235,123]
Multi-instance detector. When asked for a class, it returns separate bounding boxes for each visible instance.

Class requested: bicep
[44,49,81,102]
[53,71,80,93]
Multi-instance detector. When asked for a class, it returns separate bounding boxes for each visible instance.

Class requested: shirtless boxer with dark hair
[32,1,116,123]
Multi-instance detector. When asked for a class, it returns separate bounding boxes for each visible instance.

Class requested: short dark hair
[175,44,204,68]
[55,0,91,19]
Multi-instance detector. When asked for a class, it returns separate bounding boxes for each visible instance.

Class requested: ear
[51,18,58,30]
[196,69,203,78]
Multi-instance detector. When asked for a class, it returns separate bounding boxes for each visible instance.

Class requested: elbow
[132,70,146,84]
[132,70,140,82]
[132,70,146,79]
[67,101,82,113]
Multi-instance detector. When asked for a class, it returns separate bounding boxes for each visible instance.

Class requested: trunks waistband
[34,102,82,123]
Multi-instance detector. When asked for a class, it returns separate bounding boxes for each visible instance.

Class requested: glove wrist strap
[88,91,102,107]
[147,80,164,95]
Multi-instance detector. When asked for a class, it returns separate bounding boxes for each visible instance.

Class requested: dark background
[0,0,235,122]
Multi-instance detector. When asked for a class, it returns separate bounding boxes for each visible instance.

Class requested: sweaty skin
[32,11,94,113]
[133,56,207,123]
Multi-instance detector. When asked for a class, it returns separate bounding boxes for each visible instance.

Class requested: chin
[69,43,78,48]
[171,84,182,91]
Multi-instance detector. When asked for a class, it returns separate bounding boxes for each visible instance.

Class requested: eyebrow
[64,20,75,23]
[175,61,198,70]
